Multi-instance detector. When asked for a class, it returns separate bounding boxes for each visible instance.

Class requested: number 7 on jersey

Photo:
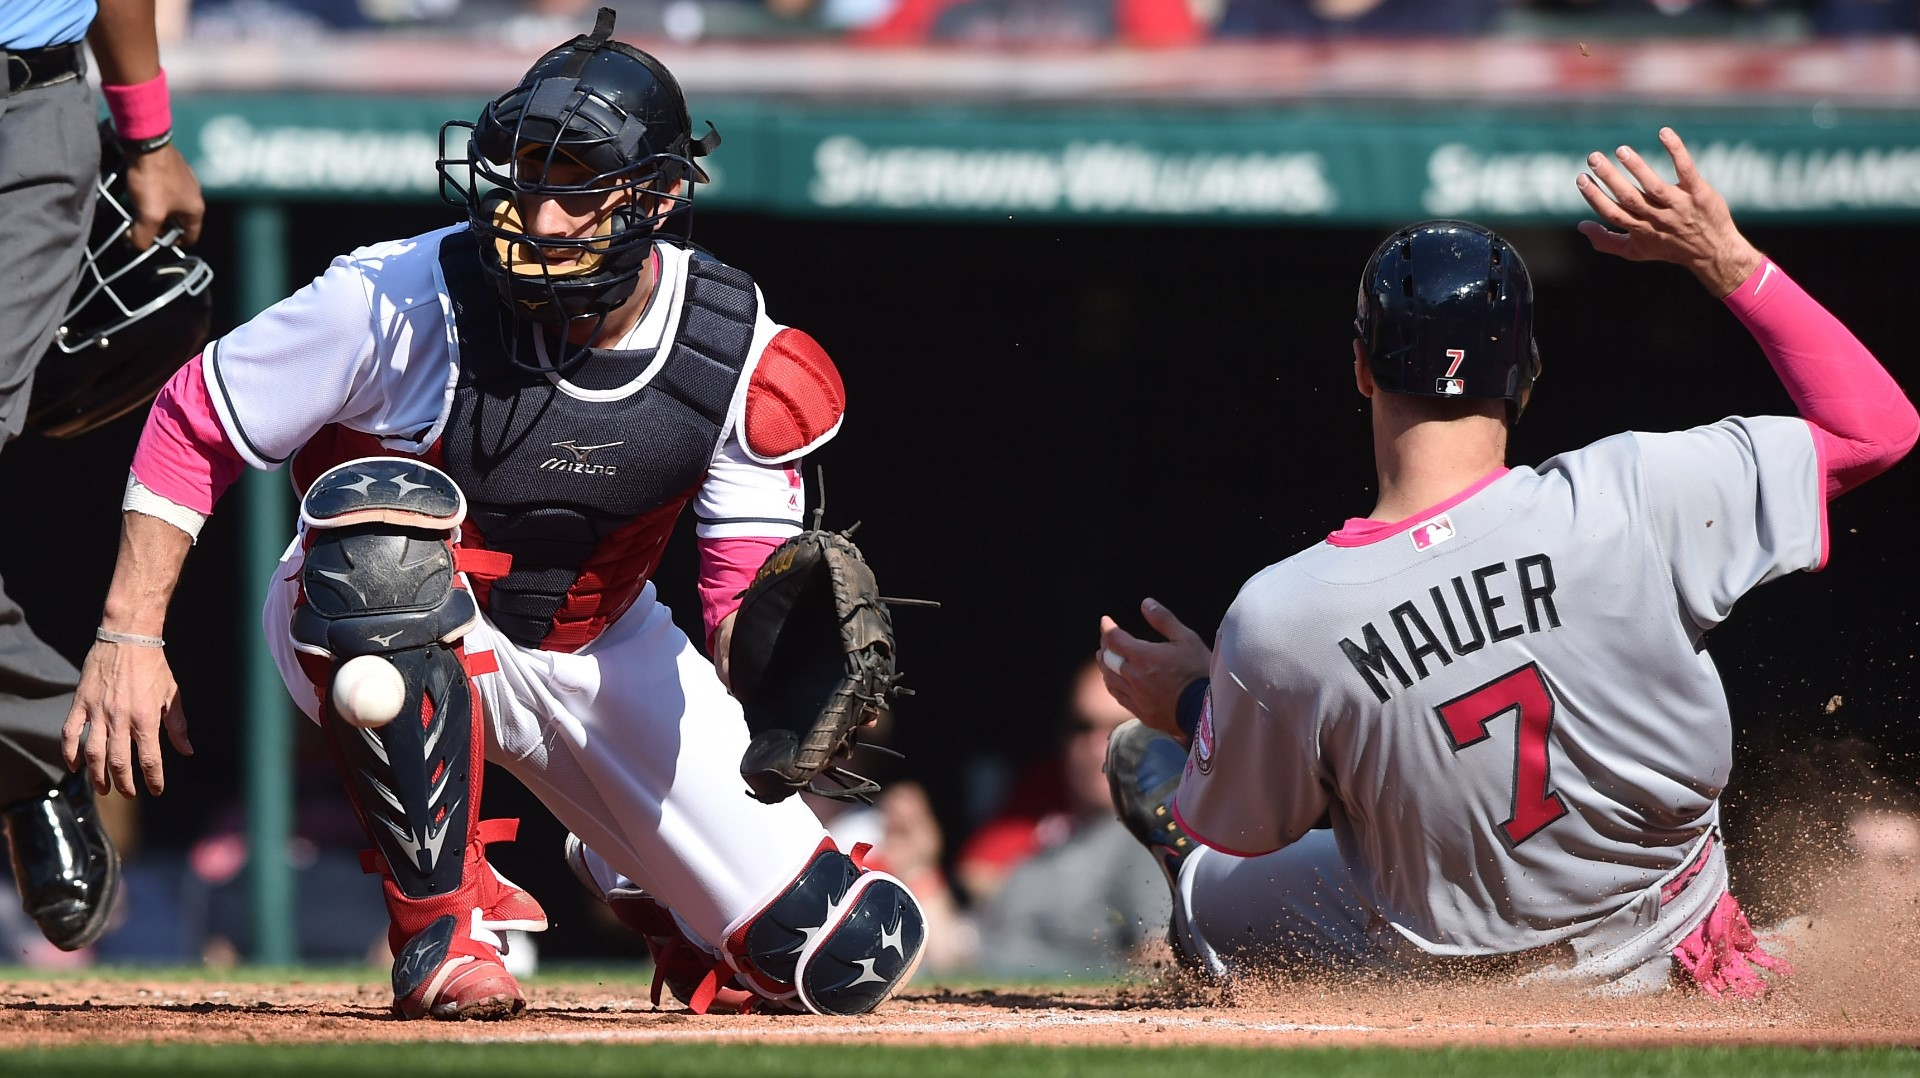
[1435,663,1570,846]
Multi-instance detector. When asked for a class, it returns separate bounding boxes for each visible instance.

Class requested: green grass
[2,1044,1916,1078]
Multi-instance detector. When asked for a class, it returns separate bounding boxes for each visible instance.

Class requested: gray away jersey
[1175,416,1824,955]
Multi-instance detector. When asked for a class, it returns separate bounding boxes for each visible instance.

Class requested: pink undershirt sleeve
[130,358,247,515]
[1723,261,1919,499]
[697,534,784,653]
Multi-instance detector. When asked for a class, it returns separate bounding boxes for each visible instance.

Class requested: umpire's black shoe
[2,772,121,951]
[1106,718,1210,975]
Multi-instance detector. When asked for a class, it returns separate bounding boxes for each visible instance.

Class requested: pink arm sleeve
[1724,261,1919,499]
[697,534,785,652]
[130,358,247,514]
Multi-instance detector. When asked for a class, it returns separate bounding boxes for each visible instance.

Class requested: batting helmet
[1355,220,1539,418]
[28,125,214,440]
[436,6,718,335]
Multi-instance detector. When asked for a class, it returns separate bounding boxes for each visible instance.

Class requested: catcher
[62,10,925,1020]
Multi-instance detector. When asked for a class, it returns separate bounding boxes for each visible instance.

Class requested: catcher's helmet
[436,6,718,333]
[28,125,214,439]
[1355,220,1539,418]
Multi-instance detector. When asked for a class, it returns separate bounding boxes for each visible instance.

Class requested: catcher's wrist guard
[726,528,904,804]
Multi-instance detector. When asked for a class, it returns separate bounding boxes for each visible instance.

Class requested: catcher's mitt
[728,529,903,805]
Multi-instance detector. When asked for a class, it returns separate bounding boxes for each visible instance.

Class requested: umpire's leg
[0,574,82,798]
[0,68,116,951]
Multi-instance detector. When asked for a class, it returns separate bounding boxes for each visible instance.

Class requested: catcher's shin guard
[293,457,534,1020]
[724,840,927,1016]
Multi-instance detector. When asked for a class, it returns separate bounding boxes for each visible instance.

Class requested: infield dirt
[4,823,1916,1052]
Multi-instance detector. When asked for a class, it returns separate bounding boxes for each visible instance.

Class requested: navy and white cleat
[792,871,927,1017]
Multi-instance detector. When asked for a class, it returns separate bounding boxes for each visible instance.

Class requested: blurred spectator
[188,0,460,40]
[1516,0,1802,28]
[915,659,1169,978]
[440,0,840,44]
[1217,0,1501,38]
[857,0,1200,47]
[1808,0,1917,34]
[763,0,904,32]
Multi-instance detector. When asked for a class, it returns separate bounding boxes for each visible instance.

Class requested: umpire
[1,0,202,951]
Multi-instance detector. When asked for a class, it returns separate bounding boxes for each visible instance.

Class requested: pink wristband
[101,69,172,142]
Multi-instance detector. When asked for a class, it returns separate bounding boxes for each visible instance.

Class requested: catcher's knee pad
[726,842,927,1016]
[291,456,477,660]
[292,457,483,903]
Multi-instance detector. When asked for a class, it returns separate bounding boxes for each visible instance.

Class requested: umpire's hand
[1097,598,1211,741]
[124,142,205,250]
[1574,127,1763,298]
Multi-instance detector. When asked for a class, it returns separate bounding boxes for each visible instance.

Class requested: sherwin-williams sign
[804,135,1337,216]
[173,96,1920,224]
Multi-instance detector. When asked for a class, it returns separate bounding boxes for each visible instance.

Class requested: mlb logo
[1436,377,1466,396]
[1193,690,1215,775]
[1411,513,1457,552]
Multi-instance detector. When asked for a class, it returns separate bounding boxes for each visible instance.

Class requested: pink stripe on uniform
[1325,468,1510,548]
[130,357,246,515]
[698,534,786,651]
[1723,260,1919,501]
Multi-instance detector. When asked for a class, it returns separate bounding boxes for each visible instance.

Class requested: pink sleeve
[1724,261,1919,499]
[130,358,247,515]
[697,534,784,653]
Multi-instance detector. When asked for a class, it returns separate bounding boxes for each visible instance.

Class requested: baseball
[332,654,407,729]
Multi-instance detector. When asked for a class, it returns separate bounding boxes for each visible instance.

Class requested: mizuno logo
[541,440,625,477]
[550,440,624,462]
[395,939,435,984]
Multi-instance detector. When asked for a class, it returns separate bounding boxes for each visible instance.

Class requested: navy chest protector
[436,229,757,648]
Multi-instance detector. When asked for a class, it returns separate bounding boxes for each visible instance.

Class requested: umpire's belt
[4,42,86,96]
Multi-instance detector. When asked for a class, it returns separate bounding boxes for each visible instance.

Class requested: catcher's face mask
[29,124,214,439]
[435,5,718,357]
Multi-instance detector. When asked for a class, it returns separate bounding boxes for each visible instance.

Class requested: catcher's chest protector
[436,230,758,649]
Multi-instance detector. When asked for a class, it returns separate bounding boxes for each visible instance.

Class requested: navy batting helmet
[1355,220,1539,418]
[436,6,718,332]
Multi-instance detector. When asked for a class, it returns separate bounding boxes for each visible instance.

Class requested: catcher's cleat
[791,869,927,1017]
[1106,718,1209,975]
[482,861,550,933]
[563,834,761,1014]
[391,913,526,1021]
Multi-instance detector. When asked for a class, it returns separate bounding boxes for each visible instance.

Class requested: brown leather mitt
[727,529,902,804]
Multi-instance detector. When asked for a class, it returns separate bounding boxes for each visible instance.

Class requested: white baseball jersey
[1175,416,1823,957]
[199,226,804,542]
